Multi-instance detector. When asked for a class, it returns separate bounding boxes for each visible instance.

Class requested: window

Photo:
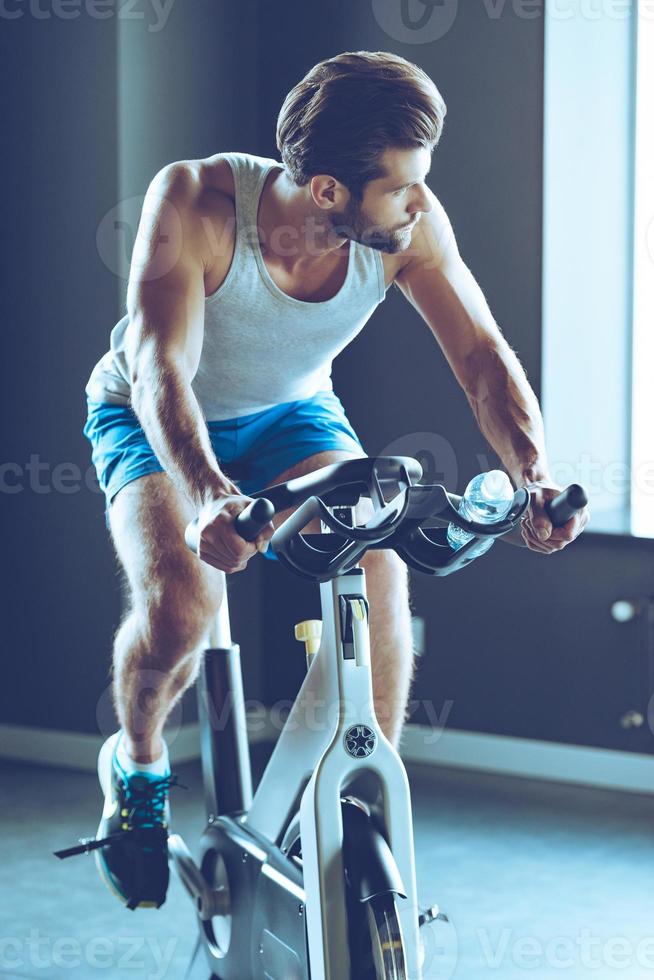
[631,4,654,537]
[542,2,652,538]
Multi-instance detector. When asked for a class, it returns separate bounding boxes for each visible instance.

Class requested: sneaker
[53,731,184,911]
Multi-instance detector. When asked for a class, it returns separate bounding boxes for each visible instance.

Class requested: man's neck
[260,168,350,269]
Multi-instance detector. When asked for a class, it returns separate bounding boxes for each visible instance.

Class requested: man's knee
[361,546,408,585]
[108,471,225,661]
[133,562,224,665]
[360,548,412,627]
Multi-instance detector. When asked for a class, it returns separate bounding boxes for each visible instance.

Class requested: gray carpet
[1,748,652,979]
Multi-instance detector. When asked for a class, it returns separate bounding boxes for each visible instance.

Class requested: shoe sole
[95,731,163,910]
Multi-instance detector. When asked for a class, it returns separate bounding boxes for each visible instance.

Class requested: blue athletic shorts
[82,390,365,561]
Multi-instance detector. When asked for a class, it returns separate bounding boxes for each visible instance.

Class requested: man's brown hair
[276,50,446,200]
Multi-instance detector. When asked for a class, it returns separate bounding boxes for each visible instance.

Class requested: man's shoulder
[140,158,239,278]
[155,151,278,219]
[197,153,237,199]
[198,150,278,197]
[148,155,236,204]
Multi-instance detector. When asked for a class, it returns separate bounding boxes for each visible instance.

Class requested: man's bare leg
[358,548,416,748]
[108,472,224,763]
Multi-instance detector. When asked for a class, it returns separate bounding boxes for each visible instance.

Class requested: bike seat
[248,455,423,514]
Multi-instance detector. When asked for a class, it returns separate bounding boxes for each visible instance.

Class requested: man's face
[327,146,433,254]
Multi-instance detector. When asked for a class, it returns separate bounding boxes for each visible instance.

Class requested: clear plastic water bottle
[447,470,515,553]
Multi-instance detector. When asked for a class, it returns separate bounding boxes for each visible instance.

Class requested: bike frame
[201,561,422,980]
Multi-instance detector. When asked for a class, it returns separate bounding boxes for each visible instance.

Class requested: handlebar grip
[184,497,275,554]
[544,484,588,528]
[234,497,275,541]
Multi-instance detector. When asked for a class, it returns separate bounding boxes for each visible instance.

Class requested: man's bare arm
[125,163,235,510]
[395,192,551,487]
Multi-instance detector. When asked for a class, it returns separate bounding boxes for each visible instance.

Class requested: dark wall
[1,12,121,732]
[0,1,264,733]
[257,0,654,756]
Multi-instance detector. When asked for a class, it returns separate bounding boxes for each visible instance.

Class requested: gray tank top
[85,151,388,420]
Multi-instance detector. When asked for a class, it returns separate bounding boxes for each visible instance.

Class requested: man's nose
[408,187,432,217]
[414,185,433,214]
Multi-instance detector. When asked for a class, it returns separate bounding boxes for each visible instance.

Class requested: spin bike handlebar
[185,457,588,582]
[184,456,421,558]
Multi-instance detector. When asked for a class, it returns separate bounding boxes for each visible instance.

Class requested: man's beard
[327,197,410,254]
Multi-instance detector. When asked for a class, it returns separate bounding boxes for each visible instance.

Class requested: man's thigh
[108,472,223,617]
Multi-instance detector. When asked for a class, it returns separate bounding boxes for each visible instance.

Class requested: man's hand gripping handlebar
[185,496,276,573]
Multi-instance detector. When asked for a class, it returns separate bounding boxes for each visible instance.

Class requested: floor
[1,746,653,980]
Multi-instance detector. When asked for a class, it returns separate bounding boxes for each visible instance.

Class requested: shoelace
[53,773,187,860]
[124,773,182,829]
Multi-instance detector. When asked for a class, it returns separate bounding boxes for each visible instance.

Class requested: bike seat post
[209,574,233,648]
[198,572,253,823]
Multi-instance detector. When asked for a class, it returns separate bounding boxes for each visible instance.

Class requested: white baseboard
[0,717,276,772]
[1,720,652,796]
[400,724,654,796]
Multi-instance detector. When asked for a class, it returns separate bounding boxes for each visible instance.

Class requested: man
[80,50,589,909]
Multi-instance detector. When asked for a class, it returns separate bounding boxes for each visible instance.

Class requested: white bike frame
[211,562,422,980]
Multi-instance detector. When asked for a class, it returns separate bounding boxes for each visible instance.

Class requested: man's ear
[309,174,339,209]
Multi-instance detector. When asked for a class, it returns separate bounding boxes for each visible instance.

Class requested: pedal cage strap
[53,826,169,860]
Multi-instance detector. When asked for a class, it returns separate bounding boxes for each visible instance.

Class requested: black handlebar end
[544,483,588,528]
[234,497,275,541]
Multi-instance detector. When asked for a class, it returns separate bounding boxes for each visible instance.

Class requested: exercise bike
[169,456,587,980]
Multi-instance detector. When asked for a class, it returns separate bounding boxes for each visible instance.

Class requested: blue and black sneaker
[54,731,185,910]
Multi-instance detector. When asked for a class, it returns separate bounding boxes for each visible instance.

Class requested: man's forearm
[130,362,233,510]
[464,341,552,487]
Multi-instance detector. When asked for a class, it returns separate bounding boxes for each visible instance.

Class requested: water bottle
[447,470,515,553]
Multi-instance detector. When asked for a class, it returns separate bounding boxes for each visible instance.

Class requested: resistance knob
[294,620,322,667]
